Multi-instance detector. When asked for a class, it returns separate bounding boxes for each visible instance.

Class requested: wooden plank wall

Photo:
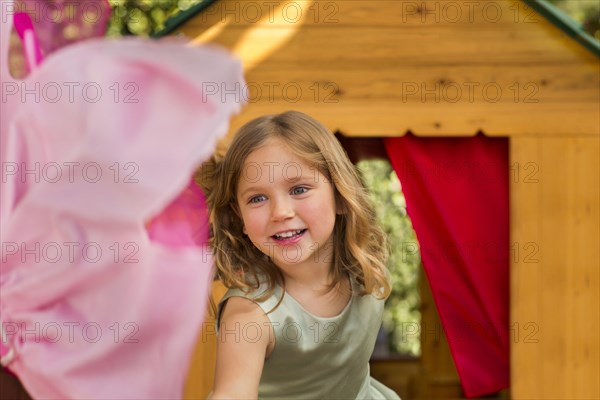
[184,282,228,399]
[511,136,600,399]
[177,0,599,137]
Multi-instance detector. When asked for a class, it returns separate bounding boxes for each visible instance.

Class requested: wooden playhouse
[160,1,600,398]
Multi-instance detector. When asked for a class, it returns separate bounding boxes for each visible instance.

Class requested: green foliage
[357,160,421,357]
[546,0,600,40]
[107,0,195,36]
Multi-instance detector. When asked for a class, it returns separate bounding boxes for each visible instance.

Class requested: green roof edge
[152,0,217,38]
[523,0,600,58]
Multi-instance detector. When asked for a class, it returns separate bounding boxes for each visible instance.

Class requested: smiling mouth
[272,229,307,241]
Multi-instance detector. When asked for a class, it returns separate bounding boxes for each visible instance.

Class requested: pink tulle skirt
[1,9,244,398]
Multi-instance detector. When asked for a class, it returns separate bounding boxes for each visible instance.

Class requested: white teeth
[274,229,303,239]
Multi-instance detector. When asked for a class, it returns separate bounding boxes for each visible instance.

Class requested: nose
[270,195,295,221]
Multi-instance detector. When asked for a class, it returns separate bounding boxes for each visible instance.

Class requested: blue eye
[291,186,309,195]
[248,195,266,204]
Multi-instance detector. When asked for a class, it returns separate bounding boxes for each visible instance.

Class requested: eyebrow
[239,187,263,199]
[238,175,315,198]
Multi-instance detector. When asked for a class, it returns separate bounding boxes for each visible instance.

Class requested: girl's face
[236,139,339,273]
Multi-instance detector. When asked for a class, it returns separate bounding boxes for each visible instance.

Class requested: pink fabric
[17,0,111,56]
[1,7,244,399]
[146,178,210,248]
[13,12,43,71]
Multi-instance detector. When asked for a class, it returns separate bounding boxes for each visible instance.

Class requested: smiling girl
[201,111,400,399]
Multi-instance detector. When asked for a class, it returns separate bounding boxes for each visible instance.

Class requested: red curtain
[384,133,509,397]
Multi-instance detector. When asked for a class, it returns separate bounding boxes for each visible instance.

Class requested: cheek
[303,194,337,223]
[239,208,266,237]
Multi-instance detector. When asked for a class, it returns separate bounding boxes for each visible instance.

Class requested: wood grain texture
[511,137,600,399]
[183,281,228,399]
[175,0,599,137]
[223,101,599,137]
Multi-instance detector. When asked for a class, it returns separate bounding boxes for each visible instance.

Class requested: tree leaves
[358,160,421,357]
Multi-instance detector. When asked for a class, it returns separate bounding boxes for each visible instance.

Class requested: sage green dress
[217,277,401,400]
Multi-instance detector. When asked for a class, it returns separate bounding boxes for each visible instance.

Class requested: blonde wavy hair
[198,110,391,304]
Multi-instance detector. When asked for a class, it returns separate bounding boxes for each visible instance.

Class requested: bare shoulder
[219,296,275,355]
[212,296,274,399]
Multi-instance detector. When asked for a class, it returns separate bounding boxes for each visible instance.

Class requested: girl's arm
[210,297,272,399]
